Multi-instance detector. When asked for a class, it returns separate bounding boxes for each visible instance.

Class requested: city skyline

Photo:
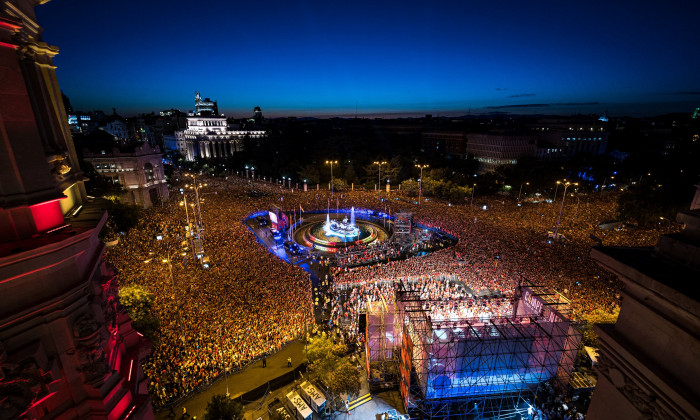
[38,0,700,118]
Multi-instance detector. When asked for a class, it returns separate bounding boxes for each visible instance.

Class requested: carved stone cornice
[16,39,58,61]
[596,351,672,420]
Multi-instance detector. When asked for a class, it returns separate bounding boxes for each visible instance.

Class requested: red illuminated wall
[30,199,64,232]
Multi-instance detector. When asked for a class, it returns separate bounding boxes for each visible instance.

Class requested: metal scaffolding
[366,278,581,419]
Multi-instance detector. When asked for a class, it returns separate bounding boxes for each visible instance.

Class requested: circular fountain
[293,207,391,253]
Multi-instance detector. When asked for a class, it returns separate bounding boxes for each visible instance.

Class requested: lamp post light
[470,183,476,208]
[415,164,429,205]
[659,216,671,233]
[517,181,529,202]
[374,161,387,200]
[179,190,197,260]
[325,160,338,196]
[602,176,615,191]
[251,166,255,180]
[553,180,561,204]
[185,174,206,257]
[245,165,249,178]
[554,181,578,241]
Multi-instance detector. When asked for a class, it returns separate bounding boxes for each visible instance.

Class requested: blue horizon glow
[37,1,700,118]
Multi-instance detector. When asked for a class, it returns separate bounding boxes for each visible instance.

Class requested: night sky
[38,0,700,118]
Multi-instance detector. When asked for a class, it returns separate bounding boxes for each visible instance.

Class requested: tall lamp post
[374,161,387,200]
[659,216,671,233]
[554,181,578,241]
[415,164,429,205]
[517,181,529,202]
[325,160,338,196]
[602,176,615,191]
[470,183,476,208]
[179,191,197,260]
[553,180,561,204]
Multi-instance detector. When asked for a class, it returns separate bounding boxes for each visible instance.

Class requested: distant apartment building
[530,117,609,157]
[67,112,98,134]
[84,143,169,207]
[422,131,467,159]
[466,131,537,172]
[164,93,265,161]
[103,119,129,140]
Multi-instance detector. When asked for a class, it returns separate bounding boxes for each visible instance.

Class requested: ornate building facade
[83,143,169,208]
[164,95,265,161]
[0,0,153,417]
[587,206,700,419]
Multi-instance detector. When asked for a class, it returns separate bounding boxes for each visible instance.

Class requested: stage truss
[365,278,581,419]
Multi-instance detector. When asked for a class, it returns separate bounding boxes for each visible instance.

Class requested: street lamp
[659,216,671,233]
[470,183,476,208]
[553,180,561,204]
[179,190,197,260]
[638,172,651,184]
[185,174,206,257]
[602,176,615,191]
[325,160,338,196]
[517,181,529,202]
[245,165,249,178]
[374,161,387,200]
[415,164,429,205]
[554,181,578,241]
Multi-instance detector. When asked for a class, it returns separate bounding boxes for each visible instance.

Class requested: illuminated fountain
[294,207,389,253]
[323,207,359,239]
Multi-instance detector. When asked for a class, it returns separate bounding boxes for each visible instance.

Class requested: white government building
[164,93,265,161]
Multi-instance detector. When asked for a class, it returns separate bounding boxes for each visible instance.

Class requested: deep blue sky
[38,0,700,118]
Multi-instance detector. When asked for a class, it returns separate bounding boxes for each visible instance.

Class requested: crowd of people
[335,242,403,267]
[108,172,665,410]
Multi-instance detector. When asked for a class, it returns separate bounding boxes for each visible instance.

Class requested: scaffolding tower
[394,212,413,236]
[366,298,397,391]
[366,279,581,419]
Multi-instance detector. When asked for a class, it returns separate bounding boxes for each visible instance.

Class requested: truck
[299,381,327,414]
[286,391,313,420]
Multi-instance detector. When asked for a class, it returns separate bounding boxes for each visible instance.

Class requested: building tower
[194,91,219,116]
[0,0,153,418]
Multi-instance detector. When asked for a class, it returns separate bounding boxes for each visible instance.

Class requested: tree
[362,156,401,187]
[204,394,243,420]
[297,163,320,184]
[305,335,360,411]
[119,285,154,321]
[119,285,160,341]
[81,160,126,200]
[106,201,142,233]
[331,177,348,191]
[343,163,358,184]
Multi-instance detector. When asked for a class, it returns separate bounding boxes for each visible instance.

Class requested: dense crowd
[335,242,403,267]
[107,177,313,407]
[109,172,665,408]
